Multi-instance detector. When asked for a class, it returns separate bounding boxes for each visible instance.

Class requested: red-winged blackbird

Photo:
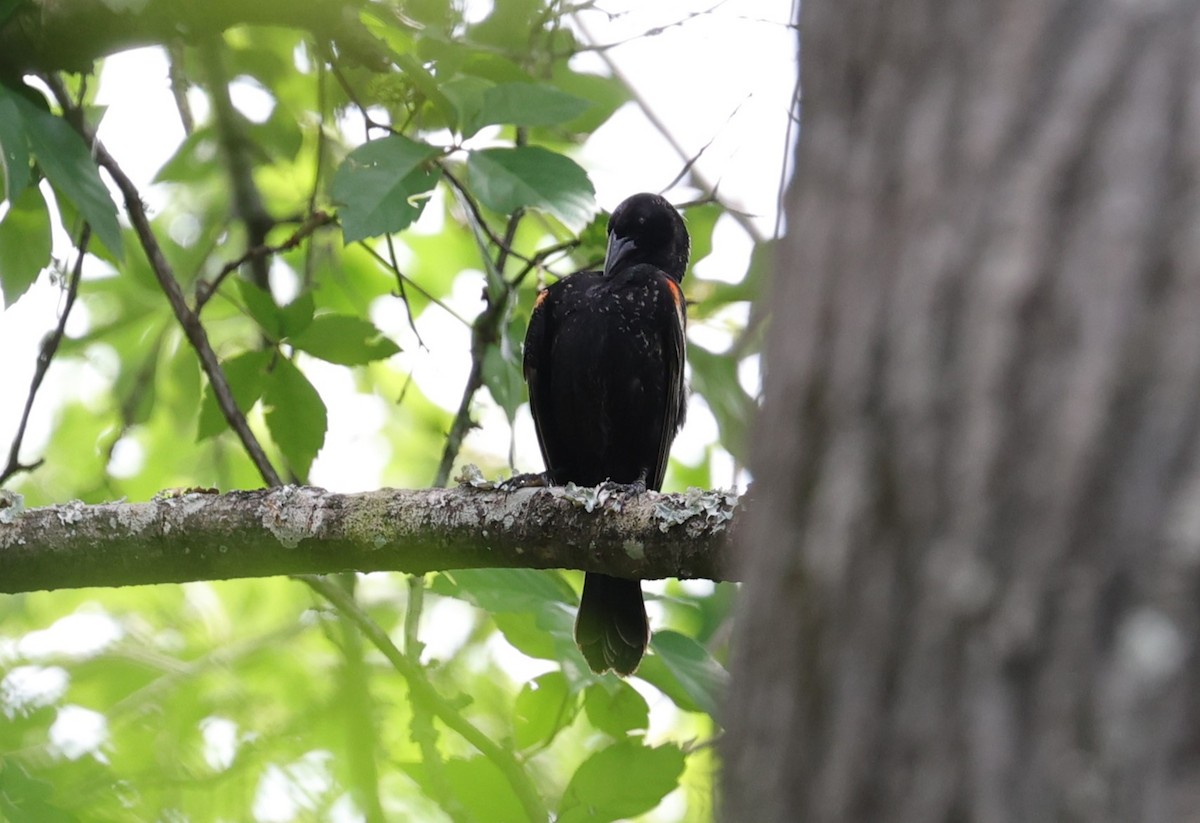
[523,192,689,675]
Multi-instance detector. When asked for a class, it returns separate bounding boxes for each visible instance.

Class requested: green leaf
[12,92,123,259]
[0,0,25,27]
[435,568,577,612]
[514,670,576,749]
[682,202,722,269]
[482,344,523,422]
[289,314,400,365]
[197,349,273,440]
[435,568,582,664]
[0,759,80,823]
[583,680,649,737]
[467,146,596,231]
[0,88,30,201]
[638,630,729,717]
[492,609,579,663]
[404,757,526,823]
[440,75,491,136]
[549,64,631,134]
[0,184,51,306]
[263,357,327,478]
[237,278,283,338]
[331,134,440,243]
[279,290,315,338]
[471,82,590,135]
[153,127,218,184]
[391,52,457,124]
[687,345,756,463]
[235,281,314,340]
[113,332,163,426]
[558,740,686,823]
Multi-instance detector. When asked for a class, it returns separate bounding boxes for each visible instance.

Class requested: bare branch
[0,484,742,595]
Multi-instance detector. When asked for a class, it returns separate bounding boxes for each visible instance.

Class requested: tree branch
[0,226,89,487]
[90,136,284,487]
[0,485,742,595]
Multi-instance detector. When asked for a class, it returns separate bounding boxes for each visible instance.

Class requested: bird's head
[603,193,689,282]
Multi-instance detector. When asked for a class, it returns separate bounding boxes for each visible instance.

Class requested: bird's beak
[603,233,637,277]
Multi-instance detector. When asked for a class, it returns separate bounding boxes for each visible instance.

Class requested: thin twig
[93,143,282,486]
[441,162,579,276]
[357,242,471,327]
[166,41,195,135]
[566,1,733,53]
[432,314,493,488]
[661,93,752,195]
[507,238,581,288]
[440,166,525,260]
[195,211,337,312]
[0,226,90,487]
[384,233,427,350]
[299,575,549,823]
[572,15,765,244]
[775,0,803,242]
[328,59,395,139]
[430,195,524,488]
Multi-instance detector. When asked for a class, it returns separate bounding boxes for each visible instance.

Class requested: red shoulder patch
[534,289,550,310]
[663,276,685,329]
[664,277,683,308]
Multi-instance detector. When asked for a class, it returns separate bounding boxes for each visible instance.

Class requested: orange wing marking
[664,277,685,329]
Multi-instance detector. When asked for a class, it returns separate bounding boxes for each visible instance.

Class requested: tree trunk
[724,2,1200,821]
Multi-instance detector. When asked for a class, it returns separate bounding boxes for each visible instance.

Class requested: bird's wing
[650,273,688,491]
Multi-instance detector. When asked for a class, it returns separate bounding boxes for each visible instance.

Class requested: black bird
[523,193,689,675]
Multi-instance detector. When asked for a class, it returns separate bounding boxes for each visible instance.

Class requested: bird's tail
[575,573,648,676]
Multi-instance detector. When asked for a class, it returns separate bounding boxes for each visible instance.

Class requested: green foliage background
[0,2,768,820]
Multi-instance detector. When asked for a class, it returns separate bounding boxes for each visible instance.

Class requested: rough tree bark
[726,2,1200,822]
